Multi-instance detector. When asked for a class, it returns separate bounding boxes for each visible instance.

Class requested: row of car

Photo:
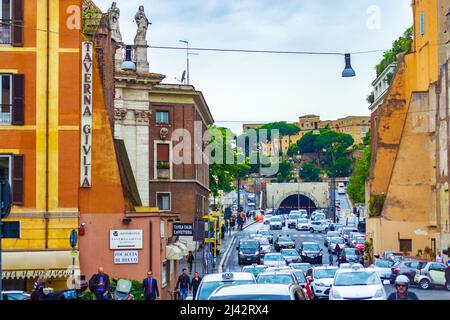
[196,262,391,300]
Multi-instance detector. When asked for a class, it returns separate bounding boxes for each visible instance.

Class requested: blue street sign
[69,229,78,249]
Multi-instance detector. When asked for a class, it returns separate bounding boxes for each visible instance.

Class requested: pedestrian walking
[221,223,225,240]
[436,251,445,264]
[328,249,333,266]
[175,268,191,300]
[187,251,195,273]
[190,272,202,300]
[140,271,159,300]
[89,267,111,300]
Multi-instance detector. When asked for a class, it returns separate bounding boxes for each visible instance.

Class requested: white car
[306,266,338,299]
[371,259,394,283]
[195,272,256,300]
[324,231,340,247]
[263,253,287,268]
[329,267,389,300]
[288,212,302,228]
[263,214,273,225]
[309,221,328,233]
[208,284,307,300]
[256,237,271,255]
[296,218,310,231]
[269,216,283,230]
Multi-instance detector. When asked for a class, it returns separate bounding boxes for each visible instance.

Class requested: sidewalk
[179,219,257,277]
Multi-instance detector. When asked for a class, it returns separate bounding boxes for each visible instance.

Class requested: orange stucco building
[368,0,450,258]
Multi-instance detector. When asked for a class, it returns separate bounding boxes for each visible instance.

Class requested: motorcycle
[112,279,134,300]
[31,280,88,300]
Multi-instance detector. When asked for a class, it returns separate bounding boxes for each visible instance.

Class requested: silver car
[208,284,308,300]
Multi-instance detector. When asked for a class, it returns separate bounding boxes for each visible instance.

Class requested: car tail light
[393,268,400,273]
[309,278,314,283]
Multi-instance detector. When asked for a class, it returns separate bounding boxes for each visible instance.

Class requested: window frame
[0,154,12,185]
[156,192,171,211]
[156,110,169,124]
[0,74,12,125]
[0,0,12,45]
[419,12,425,36]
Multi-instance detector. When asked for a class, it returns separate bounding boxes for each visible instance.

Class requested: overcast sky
[96,0,412,134]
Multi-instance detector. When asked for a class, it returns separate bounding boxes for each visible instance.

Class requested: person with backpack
[175,268,191,300]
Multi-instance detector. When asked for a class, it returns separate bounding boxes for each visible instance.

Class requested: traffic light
[0,180,12,219]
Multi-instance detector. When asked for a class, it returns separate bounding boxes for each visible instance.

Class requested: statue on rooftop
[134,5,151,44]
[107,2,122,43]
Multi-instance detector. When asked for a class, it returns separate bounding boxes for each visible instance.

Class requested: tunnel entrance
[278,194,317,214]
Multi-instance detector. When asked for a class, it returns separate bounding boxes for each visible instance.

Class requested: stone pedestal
[115,44,124,71]
[134,41,149,73]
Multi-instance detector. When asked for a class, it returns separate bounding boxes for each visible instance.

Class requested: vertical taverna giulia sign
[81,42,93,188]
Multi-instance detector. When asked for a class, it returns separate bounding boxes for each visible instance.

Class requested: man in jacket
[190,272,202,300]
[445,264,450,289]
[175,268,190,300]
[89,267,110,300]
[187,251,195,273]
[141,271,159,300]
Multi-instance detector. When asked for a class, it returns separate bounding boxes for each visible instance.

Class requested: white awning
[173,242,189,256]
[166,245,183,261]
[1,251,80,280]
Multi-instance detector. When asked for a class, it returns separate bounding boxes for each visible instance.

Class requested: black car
[342,248,364,264]
[390,259,428,283]
[237,239,261,265]
[274,236,296,252]
[298,242,323,264]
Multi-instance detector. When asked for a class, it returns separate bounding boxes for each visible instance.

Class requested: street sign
[0,180,12,219]
[172,223,194,236]
[69,229,78,249]
[0,221,20,239]
[114,251,138,264]
[109,229,143,249]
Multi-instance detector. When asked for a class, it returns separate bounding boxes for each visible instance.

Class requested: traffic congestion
[190,204,450,301]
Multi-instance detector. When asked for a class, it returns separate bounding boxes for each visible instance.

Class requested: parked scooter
[112,279,134,300]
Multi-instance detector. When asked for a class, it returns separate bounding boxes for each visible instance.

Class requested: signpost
[69,229,78,289]
[172,223,194,236]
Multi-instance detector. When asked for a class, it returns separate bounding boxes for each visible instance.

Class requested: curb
[218,220,260,273]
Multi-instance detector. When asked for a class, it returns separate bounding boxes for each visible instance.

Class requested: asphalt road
[223,220,450,300]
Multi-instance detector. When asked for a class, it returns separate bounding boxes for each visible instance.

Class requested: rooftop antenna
[175,70,187,84]
[179,40,199,85]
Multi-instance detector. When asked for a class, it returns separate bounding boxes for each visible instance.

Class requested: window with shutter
[0,0,11,44]
[12,154,23,205]
[11,0,23,46]
[0,74,12,124]
[12,74,24,125]
[156,143,170,169]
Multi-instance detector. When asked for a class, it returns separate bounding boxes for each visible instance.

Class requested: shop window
[157,193,171,211]
[156,111,169,124]
[399,239,412,253]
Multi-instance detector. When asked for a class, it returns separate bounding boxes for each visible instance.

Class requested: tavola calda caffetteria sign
[81,42,93,188]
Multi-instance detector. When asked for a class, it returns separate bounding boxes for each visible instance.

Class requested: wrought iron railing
[0,104,12,124]
[0,19,11,44]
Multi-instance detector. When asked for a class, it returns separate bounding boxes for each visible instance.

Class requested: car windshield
[356,239,366,244]
[271,217,281,222]
[282,250,298,256]
[259,238,269,245]
[257,274,294,285]
[265,215,273,219]
[265,255,284,261]
[243,267,266,276]
[345,249,358,255]
[240,241,259,249]
[331,238,345,244]
[315,269,338,279]
[375,260,394,268]
[291,264,311,272]
[292,271,307,283]
[197,280,255,300]
[289,215,301,220]
[258,231,271,236]
[334,271,380,286]
[303,244,320,251]
[327,232,339,237]
[279,237,292,243]
[298,219,309,224]
[210,295,291,301]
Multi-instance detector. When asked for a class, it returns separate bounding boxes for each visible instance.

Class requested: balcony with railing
[0,104,12,124]
[0,20,11,44]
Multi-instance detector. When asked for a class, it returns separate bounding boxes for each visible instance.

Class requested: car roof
[313,266,339,271]
[201,272,255,282]
[302,242,319,245]
[210,284,293,297]
[258,271,295,276]
[265,253,283,256]
[336,267,374,274]
[242,265,266,269]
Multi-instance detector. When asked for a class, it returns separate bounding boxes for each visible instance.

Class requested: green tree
[299,163,321,182]
[376,26,413,76]
[329,157,352,178]
[297,131,317,154]
[347,143,371,204]
[274,161,294,182]
[287,143,299,157]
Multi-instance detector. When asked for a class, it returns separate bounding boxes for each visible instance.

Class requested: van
[338,183,345,195]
